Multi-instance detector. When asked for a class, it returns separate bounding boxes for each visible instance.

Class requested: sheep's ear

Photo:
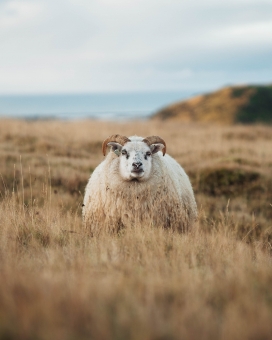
[150,143,165,155]
[107,142,122,156]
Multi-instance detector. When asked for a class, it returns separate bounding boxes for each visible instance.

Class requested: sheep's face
[108,140,164,181]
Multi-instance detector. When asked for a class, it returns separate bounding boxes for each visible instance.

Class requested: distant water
[0,91,193,121]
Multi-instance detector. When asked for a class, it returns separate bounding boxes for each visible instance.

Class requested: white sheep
[83,134,197,234]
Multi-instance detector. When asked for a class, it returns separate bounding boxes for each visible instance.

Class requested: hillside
[152,84,272,124]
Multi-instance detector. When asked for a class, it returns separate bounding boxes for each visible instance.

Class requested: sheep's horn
[142,136,166,156]
[102,134,131,156]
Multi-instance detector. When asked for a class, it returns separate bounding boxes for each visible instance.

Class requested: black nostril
[132,162,142,168]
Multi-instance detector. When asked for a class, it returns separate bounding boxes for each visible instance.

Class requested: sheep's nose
[132,162,142,169]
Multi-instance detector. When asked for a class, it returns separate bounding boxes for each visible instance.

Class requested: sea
[0,91,194,121]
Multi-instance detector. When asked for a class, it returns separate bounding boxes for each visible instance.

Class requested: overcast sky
[0,0,272,94]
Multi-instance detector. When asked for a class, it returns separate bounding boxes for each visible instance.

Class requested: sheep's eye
[146,151,151,156]
[121,150,127,155]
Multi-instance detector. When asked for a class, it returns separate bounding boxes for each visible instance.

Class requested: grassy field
[0,119,272,340]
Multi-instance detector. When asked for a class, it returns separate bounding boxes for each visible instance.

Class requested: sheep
[83,134,197,234]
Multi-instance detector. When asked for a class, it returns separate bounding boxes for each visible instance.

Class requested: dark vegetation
[236,85,272,123]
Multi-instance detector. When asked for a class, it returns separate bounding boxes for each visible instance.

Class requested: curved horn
[142,136,167,156]
[102,134,131,156]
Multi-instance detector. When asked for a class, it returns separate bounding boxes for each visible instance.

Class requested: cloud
[0,0,271,93]
[0,1,44,29]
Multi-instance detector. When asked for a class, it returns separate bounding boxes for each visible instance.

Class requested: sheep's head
[102,134,166,181]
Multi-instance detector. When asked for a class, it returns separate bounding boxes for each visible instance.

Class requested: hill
[152,84,272,124]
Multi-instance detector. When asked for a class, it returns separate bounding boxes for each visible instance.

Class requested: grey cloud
[0,0,271,93]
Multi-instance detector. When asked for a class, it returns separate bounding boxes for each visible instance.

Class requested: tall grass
[0,119,272,339]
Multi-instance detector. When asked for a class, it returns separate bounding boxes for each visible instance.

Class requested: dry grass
[0,118,272,339]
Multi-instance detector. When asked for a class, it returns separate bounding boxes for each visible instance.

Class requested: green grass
[236,85,272,123]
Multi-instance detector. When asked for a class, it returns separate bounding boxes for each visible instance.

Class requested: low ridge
[152,84,272,124]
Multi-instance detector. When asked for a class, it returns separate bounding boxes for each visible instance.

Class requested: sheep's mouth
[131,169,144,174]
[130,169,144,179]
